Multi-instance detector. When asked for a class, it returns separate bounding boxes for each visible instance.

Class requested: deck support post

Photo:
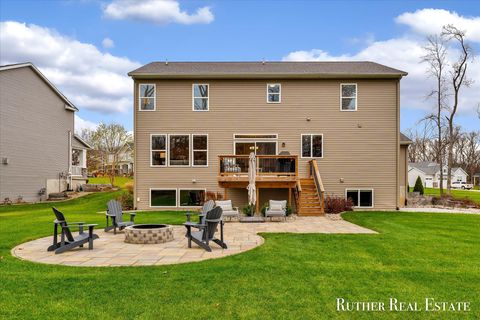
[288,188,291,207]
[256,187,260,214]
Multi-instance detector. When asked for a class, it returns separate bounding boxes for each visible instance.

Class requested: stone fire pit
[124,224,174,244]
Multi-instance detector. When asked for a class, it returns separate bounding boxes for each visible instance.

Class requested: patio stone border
[11,217,376,267]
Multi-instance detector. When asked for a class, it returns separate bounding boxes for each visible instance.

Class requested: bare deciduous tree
[441,24,475,194]
[421,35,448,195]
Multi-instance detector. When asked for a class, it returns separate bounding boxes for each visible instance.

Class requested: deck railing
[219,155,298,176]
[71,165,87,178]
[309,159,325,212]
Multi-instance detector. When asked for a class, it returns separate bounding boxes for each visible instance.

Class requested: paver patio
[12,216,376,267]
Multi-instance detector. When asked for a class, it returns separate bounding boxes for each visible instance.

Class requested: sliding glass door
[234,141,276,155]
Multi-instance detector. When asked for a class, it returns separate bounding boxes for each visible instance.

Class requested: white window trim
[233,133,278,140]
[150,134,167,167]
[266,83,281,104]
[340,83,357,112]
[192,83,209,111]
[300,134,324,159]
[149,188,177,208]
[138,83,156,111]
[233,141,278,155]
[178,188,207,208]
[233,133,278,155]
[192,134,209,167]
[168,134,191,167]
[345,188,374,208]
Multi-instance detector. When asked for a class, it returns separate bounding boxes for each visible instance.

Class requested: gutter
[128,73,407,80]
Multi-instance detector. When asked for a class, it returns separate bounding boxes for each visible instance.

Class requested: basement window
[179,189,206,207]
[346,189,373,208]
[150,189,176,207]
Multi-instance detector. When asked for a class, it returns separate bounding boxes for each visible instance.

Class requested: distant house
[0,62,90,202]
[408,162,468,188]
[474,173,480,186]
[106,141,134,176]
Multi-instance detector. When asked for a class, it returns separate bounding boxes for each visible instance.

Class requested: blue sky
[1,0,479,133]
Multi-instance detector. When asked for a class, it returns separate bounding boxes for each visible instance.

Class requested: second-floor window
[267,84,281,103]
[301,134,323,158]
[341,83,357,111]
[193,84,209,111]
[139,84,155,111]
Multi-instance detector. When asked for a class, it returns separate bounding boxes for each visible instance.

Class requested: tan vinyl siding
[134,79,399,210]
[0,67,73,202]
[398,145,408,207]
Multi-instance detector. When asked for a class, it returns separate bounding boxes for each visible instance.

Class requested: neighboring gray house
[408,161,468,188]
[0,62,89,202]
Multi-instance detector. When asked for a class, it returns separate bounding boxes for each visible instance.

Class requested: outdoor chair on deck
[184,206,227,252]
[105,199,136,234]
[265,200,287,221]
[47,207,99,254]
[215,200,240,221]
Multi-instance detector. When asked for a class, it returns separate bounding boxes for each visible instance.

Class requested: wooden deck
[218,154,298,188]
[217,155,325,215]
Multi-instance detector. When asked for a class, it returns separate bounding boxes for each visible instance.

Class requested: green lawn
[0,192,479,319]
[87,176,133,188]
[423,187,480,204]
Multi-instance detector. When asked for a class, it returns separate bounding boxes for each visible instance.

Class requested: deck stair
[297,178,324,216]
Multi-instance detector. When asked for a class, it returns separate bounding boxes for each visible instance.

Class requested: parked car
[451,181,473,190]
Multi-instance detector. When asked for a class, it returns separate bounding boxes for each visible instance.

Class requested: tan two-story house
[128,62,409,214]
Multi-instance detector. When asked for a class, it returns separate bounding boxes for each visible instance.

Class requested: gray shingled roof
[400,133,413,144]
[128,61,407,79]
[409,162,463,175]
[72,134,92,149]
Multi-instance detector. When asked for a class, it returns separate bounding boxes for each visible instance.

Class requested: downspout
[396,80,400,210]
[68,130,72,191]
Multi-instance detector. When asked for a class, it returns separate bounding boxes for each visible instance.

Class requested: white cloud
[75,115,98,133]
[283,11,480,119]
[102,37,114,49]
[0,21,140,113]
[103,0,214,25]
[396,8,480,42]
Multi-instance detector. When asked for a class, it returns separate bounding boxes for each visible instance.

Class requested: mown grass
[87,176,133,188]
[423,187,480,204]
[0,193,479,319]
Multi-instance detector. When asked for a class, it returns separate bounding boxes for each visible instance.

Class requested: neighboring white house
[408,162,468,188]
[106,141,134,176]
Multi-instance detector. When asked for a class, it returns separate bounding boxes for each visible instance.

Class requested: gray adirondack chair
[185,200,215,224]
[47,207,99,254]
[105,200,136,234]
[184,206,227,252]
